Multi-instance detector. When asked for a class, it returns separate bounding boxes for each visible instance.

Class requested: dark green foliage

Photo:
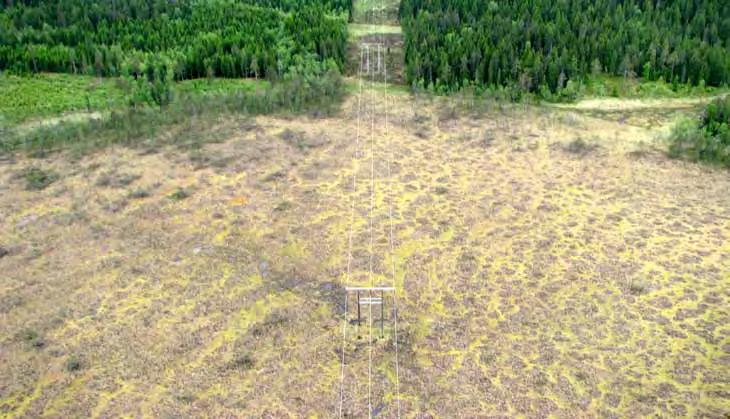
[18,328,45,348]
[0,0,348,79]
[168,187,189,201]
[669,96,730,166]
[128,188,151,199]
[66,356,82,372]
[702,95,730,137]
[23,166,58,190]
[400,0,730,95]
[433,186,448,195]
[274,201,293,211]
[564,138,599,156]
[229,353,255,370]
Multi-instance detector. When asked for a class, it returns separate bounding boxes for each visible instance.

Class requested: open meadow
[1,86,729,417]
[2,0,730,417]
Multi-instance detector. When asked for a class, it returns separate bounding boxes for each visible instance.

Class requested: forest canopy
[400,0,730,95]
[0,0,349,80]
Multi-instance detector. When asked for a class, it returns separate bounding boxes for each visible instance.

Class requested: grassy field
[176,78,270,96]
[0,89,728,416]
[581,75,728,100]
[0,74,125,124]
[349,23,402,38]
[0,73,269,126]
[353,0,401,23]
[1,1,729,414]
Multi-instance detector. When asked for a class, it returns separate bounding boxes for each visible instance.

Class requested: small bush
[433,186,449,195]
[262,169,287,182]
[667,118,705,159]
[628,279,648,295]
[96,171,140,188]
[66,356,82,372]
[564,138,598,156]
[128,188,150,199]
[168,188,189,201]
[668,96,730,166]
[23,167,58,190]
[18,329,45,348]
[229,353,255,370]
[702,95,730,136]
[274,201,293,212]
[482,131,495,147]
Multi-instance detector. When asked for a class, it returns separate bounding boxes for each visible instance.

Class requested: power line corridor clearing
[337,38,403,418]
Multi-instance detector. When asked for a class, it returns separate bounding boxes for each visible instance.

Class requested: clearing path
[347,0,405,83]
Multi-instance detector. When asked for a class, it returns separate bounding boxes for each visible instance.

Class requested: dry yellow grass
[0,91,729,417]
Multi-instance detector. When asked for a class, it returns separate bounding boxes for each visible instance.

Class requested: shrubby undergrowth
[0,57,344,156]
[669,96,730,166]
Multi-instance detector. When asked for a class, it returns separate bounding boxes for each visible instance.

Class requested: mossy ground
[0,89,729,417]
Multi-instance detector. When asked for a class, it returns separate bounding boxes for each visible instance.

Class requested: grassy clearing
[0,73,272,126]
[0,91,728,417]
[0,69,343,157]
[175,78,270,96]
[581,75,728,100]
[352,0,400,23]
[348,23,401,38]
[0,73,125,124]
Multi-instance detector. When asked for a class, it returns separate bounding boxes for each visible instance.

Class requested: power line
[366,4,377,417]
[382,8,403,416]
[338,40,366,419]
[339,4,405,415]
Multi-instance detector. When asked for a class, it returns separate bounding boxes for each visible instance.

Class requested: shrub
[23,167,58,190]
[229,353,255,370]
[18,329,45,348]
[128,188,151,199]
[701,95,730,137]
[564,137,598,156]
[668,96,730,166]
[66,356,82,372]
[168,188,190,201]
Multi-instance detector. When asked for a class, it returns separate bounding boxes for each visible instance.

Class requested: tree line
[400,0,730,95]
[0,0,348,81]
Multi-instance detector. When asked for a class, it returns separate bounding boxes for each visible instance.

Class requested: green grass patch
[352,0,400,23]
[168,187,190,201]
[0,62,343,157]
[348,23,401,38]
[0,73,125,124]
[0,73,272,126]
[582,75,727,99]
[23,167,59,190]
[176,78,270,96]
[66,356,82,372]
